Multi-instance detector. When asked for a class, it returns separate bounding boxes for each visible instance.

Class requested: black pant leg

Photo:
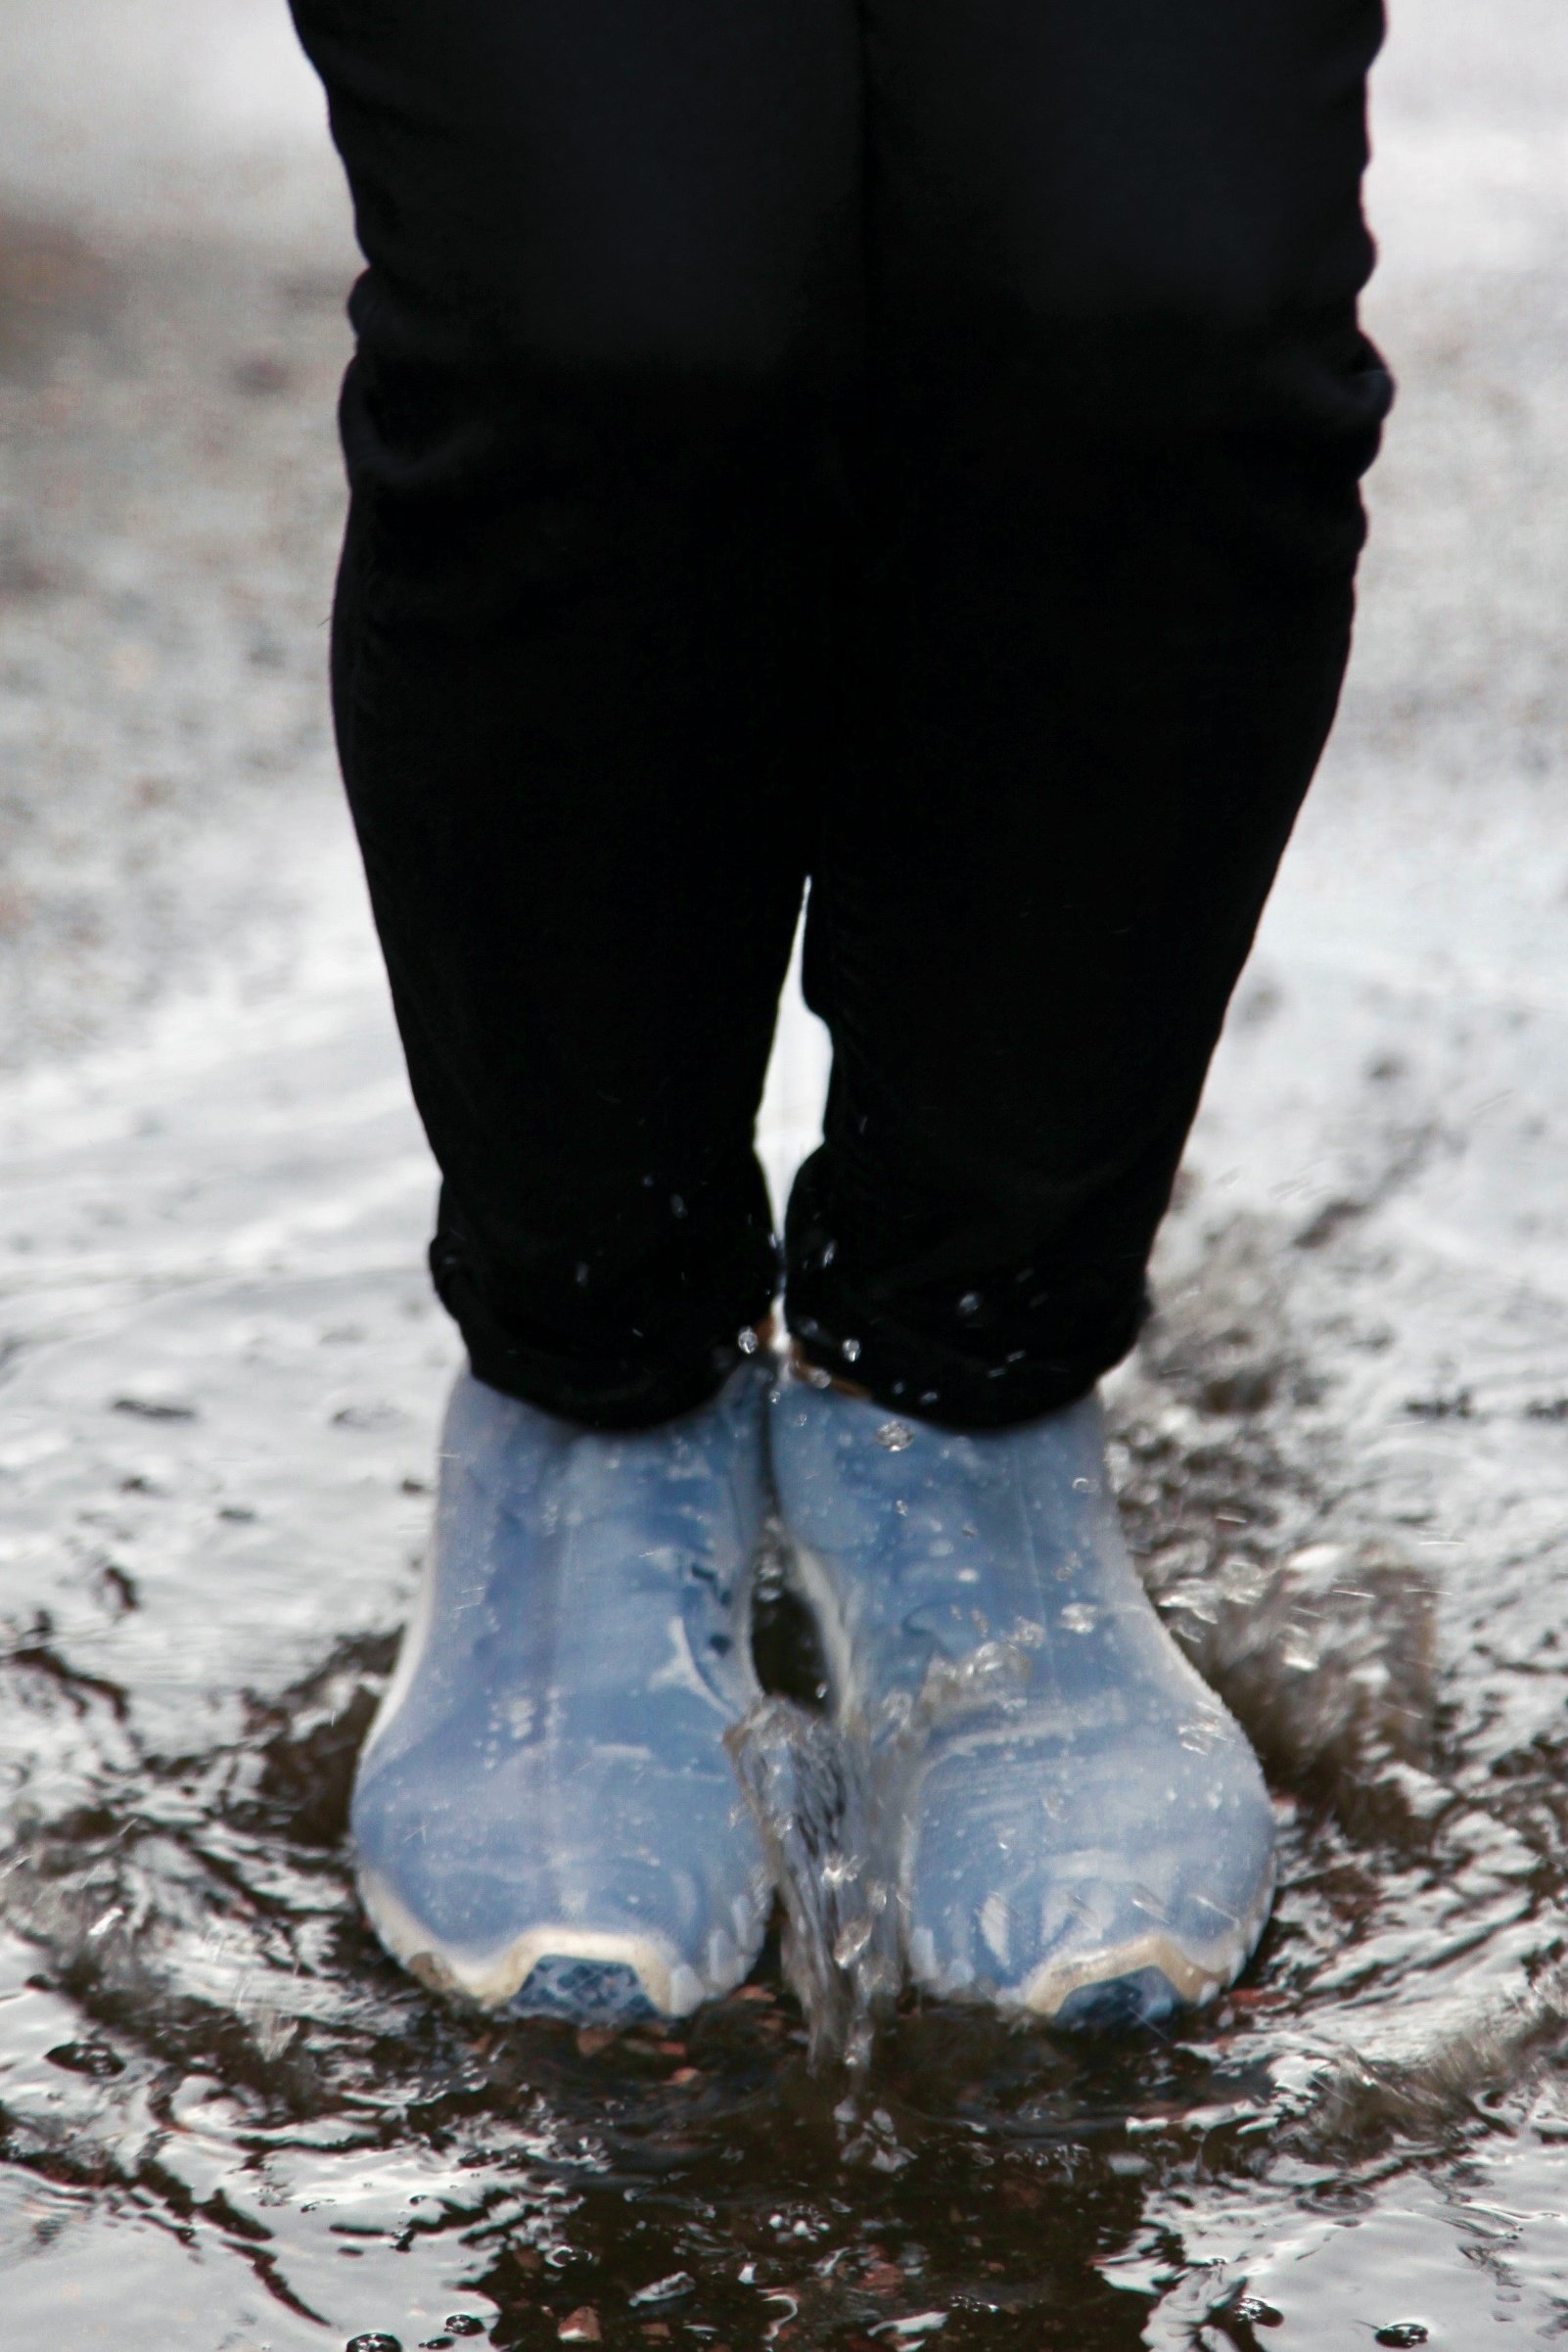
[289,0,861,1427]
[787,0,1394,1427]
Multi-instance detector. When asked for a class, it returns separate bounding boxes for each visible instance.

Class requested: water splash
[726,1637,1036,2077]
[1156,1537,1439,1839]
[725,1697,893,2076]
[1114,1219,1441,1840]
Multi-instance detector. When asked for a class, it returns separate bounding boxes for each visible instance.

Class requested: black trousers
[291,0,1392,1433]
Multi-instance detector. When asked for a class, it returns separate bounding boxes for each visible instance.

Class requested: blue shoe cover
[351,1361,774,2021]
[768,1378,1275,2024]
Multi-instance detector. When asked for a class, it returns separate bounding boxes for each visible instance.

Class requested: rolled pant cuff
[433,1241,778,1432]
[786,1290,1150,1433]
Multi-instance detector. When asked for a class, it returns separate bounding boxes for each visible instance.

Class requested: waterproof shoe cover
[769,1378,1275,2026]
[352,1361,774,2022]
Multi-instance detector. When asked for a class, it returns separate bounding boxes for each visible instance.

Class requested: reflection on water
[2,857,1568,2349]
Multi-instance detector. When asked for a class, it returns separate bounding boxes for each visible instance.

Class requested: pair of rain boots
[351,1357,1276,2030]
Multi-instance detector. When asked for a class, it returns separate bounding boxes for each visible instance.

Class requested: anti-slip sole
[1008,1867,1276,2026]
[357,1863,751,2020]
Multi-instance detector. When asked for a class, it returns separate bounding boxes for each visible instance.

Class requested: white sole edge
[1007,1852,1277,2018]
[1016,1919,1253,2018]
[357,1862,740,2017]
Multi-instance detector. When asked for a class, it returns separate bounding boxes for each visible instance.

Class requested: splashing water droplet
[876,1419,914,1452]
[630,2273,695,2309]
[834,1916,874,1968]
[842,1336,861,1363]
[724,1636,1034,2075]
[1060,1602,1099,1634]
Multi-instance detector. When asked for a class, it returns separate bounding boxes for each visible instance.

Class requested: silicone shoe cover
[768,1377,1275,2027]
[351,1360,774,2022]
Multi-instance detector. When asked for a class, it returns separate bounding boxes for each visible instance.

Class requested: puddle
[1,825,1567,2350]
[5,1,1568,2332]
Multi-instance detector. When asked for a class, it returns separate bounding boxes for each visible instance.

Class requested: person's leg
[288,0,861,2017]
[787,0,1393,1425]
[771,0,1391,2022]
[290,0,861,1430]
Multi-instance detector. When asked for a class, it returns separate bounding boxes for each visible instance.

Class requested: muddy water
[4,787,1568,2349]
[6,0,1568,2341]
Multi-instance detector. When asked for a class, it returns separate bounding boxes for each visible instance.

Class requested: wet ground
[5,1,1568,2344]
